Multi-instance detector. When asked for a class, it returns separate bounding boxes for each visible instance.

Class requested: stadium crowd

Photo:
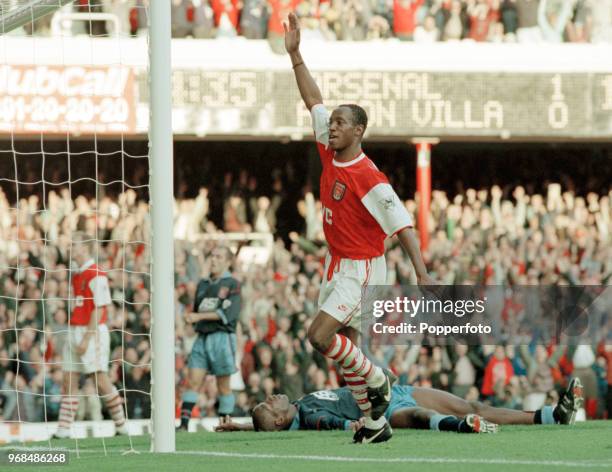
[0,157,610,426]
[16,0,612,44]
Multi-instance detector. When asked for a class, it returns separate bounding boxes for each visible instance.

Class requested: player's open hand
[215,415,240,432]
[283,12,300,54]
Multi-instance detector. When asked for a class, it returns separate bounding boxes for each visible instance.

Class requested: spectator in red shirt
[268,0,301,53]
[393,0,424,40]
[482,346,515,396]
[468,0,501,42]
[210,0,241,30]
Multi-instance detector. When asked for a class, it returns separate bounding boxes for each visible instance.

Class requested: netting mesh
[1,1,72,34]
[0,1,141,37]
[0,0,151,454]
[0,1,31,14]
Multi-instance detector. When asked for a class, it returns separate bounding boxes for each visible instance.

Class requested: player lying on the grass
[215,378,583,434]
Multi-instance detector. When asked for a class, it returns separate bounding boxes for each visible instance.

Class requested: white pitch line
[3,446,612,468]
[163,450,612,468]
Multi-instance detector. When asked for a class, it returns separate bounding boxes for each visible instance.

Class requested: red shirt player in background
[284,12,437,444]
[53,232,128,438]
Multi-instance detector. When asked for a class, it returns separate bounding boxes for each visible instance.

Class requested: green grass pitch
[6,421,612,472]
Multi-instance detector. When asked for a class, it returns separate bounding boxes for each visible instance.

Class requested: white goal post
[0,0,175,454]
[148,0,175,454]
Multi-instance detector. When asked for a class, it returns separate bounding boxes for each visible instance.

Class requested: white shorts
[318,254,386,331]
[62,324,110,374]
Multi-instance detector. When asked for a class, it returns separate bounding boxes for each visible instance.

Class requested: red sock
[341,368,372,415]
[57,396,79,430]
[104,390,126,427]
[324,334,383,387]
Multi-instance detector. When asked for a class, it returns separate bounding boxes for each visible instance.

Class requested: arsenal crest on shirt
[332,180,347,201]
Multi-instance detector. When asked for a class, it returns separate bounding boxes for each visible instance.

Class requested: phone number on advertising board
[0,96,129,124]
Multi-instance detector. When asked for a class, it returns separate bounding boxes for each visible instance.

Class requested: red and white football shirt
[311,104,413,260]
[70,259,111,326]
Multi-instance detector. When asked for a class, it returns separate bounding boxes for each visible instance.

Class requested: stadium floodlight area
[0,0,174,454]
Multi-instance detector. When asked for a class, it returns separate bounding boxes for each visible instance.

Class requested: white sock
[364,416,387,430]
[368,367,385,388]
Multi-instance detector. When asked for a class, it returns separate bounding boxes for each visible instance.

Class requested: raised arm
[284,12,322,111]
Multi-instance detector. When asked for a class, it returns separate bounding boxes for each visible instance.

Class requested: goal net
[1,1,75,33]
[0,0,175,455]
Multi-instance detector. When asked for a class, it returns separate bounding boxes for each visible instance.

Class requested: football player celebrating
[284,12,437,444]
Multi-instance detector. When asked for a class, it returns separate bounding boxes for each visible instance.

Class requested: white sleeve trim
[311,104,329,146]
[89,275,112,307]
[361,183,413,236]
